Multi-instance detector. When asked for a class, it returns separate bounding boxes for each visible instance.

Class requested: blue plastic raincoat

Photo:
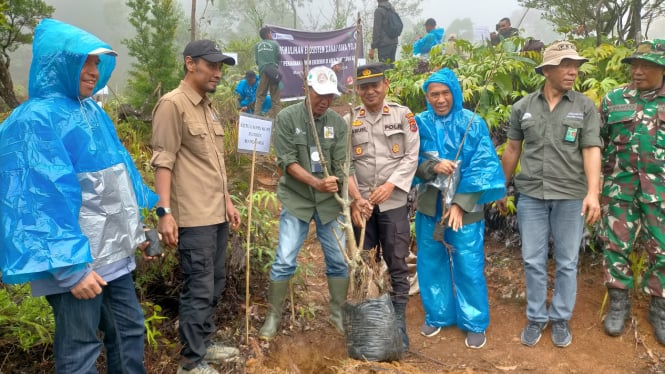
[0,19,157,285]
[234,77,272,114]
[414,68,505,333]
[413,28,444,56]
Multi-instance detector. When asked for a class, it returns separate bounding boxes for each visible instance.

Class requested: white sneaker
[176,362,219,374]
[204,343,239,363]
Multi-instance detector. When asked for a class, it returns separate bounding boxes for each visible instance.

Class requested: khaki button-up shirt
[346,102,420,211]
[151,81,229,227]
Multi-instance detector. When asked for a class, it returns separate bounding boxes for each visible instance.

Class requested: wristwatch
[156,206,172,217]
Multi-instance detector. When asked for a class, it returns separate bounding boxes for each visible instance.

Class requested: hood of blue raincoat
[431,28,444,43]
[29,18,116,100]
[0,19,157,285]
[422,68,463,115]
[415,68,506,209]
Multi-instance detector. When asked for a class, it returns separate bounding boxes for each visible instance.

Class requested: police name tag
[310,146,322,173]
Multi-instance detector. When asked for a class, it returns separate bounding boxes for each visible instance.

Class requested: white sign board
[237,112,273,155]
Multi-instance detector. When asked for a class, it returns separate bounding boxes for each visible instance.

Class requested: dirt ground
[240,231,665,374]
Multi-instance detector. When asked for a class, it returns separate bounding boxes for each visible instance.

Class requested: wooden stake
[245,139,257,345]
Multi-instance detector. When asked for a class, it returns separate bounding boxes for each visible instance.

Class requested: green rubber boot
[258,280,289,340]
[327,277,349,334]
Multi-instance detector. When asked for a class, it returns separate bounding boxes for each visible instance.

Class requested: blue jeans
[270,209,348,280]
[517,195,584,322]
[46,273,146,374]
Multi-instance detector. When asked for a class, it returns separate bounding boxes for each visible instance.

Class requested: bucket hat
[621,39,665,67]
[535,41,588,75]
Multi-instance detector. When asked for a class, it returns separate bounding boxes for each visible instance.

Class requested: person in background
[498,41,602,348]
[490,17,519,46]
[347,63,420,352]
[254,26,281,117]
[415,68,506,349]
[369,0,399,64]
[259,66,350,341]
[151,39,241,374]
[235,70,272,114]
[330,60,349,95]
[413,18,444,56]
[445,34,459,56]
[0,19,158,373]
[599,39,665,346]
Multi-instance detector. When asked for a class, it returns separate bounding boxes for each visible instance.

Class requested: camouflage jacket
[600,83,665,202]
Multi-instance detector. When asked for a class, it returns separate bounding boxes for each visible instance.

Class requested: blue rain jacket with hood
[0,19,158,286]
[234,77,272,114]
[414,68,505,332]
[413,27,444,56]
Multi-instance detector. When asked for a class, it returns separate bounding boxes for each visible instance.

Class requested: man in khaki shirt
[347,63,420,352]
[151,39,241,374]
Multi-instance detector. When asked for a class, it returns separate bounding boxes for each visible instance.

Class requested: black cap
[425,18,436,27]
[245,70,257,79]
[356,63,387,84]
[183,40,235,65]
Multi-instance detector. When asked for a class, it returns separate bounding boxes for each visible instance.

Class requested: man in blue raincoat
[412,18,444,56]
[234,70,272,114]
[414,68,505,349]
[0,19,157,373]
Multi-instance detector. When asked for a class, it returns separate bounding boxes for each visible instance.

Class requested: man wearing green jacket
[259,66,350,340]
[254,26,281,117]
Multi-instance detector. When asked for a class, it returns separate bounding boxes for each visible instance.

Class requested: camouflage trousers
[599,197,665,297]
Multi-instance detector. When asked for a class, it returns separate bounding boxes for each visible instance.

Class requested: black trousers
[177,223,229,369]
[354,205,410,304]
[377,44,398,64]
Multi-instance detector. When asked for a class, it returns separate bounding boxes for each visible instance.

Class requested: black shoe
[465,331,486,349]
[604,288,631,336]
[551,320,572,348]
[520,320,547,347]
[649,296,665,345]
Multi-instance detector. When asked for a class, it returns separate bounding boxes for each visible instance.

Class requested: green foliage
[0,283,54,350]
[122,0,182,113]
[629,245,648,290]
[231,190,280,273]
[142,302,173,351]
[387,38,630,130]
[0,0,54,108]
[115,118,154,189]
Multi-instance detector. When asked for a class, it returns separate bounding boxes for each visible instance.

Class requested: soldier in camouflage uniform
[600,39,665,345]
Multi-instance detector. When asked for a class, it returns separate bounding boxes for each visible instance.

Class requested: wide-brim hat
[307,66,341,96]
[621,39,665,67]
[535,41,588,75]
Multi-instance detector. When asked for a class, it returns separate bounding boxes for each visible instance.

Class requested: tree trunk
[0,58,19,109]
[595,0,603,47]
[190,0,196,41]
[630,0,642,43]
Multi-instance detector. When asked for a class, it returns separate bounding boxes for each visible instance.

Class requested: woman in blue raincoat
[0,19,157,373]
[414,68,505,349]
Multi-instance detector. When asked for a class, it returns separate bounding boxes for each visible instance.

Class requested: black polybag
[343,293,403,362]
